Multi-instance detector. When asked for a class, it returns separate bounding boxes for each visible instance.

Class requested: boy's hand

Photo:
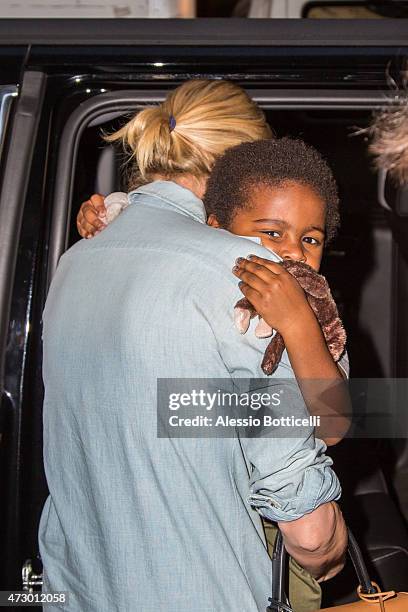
[232,255,313,338]
[77,194,107,238]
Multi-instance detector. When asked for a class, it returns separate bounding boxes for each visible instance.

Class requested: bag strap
[269,526,290,611]
[347,529,377,595]
[267,528,292,612]
[266,526,377,611]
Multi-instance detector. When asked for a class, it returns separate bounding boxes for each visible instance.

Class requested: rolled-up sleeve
[242,435,341,522]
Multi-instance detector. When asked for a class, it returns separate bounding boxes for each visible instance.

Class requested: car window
[0,85,17,164]
[245,0,408,18]
[303,1,408,18]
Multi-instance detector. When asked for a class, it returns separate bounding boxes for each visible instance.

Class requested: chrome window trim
[0,85,18,161]
[0,73,46,392]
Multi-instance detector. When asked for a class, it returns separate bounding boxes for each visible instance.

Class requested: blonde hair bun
[104,79,272,188]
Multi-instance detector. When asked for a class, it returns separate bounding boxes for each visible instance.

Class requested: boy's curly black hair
[203,137,340,244]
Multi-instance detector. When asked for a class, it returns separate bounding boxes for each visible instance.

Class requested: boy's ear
[207,214,221,228]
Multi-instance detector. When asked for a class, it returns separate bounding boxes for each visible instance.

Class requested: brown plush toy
[234,260,347,375]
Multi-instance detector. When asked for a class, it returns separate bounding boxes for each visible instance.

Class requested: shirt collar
[128,180,207,224]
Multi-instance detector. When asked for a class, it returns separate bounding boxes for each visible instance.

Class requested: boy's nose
[280,241,306,263]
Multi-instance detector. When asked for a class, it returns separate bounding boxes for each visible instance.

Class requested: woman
[73,79,347,611]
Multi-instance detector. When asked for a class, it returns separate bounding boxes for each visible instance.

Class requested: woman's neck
[153,173,208,200]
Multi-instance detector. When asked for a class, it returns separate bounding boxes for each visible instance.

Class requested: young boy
[204,136,349,612]
[76,137,349,612]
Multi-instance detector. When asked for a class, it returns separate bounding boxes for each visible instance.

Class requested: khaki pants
[263,520,322,612]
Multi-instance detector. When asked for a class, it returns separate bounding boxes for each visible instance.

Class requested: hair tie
[169,115,176,132]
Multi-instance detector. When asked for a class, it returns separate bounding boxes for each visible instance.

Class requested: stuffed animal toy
[104,192,129,222]
[234,259,347,375]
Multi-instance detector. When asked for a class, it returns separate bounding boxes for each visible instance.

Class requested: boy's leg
[263,519,322,612]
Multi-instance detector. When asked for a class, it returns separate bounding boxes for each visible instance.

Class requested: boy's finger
[77,215,101,237]
[89,193,108,218]
[238,282,262,305]
[76,211,88,238]
[234,258,279,285]
[82,205,107,230]
[245,255,285,274]
[82,204,101,224]
[234,268,271,295]
[76,211,98,236]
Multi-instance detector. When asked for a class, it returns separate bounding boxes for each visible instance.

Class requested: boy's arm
[232,254,351,445]
[283,311,352,445]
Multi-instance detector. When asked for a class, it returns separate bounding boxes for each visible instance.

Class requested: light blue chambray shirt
[40,180,341,612]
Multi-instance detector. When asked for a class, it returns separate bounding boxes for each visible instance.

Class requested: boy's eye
[303,236,321,246]
[261,230,281,239]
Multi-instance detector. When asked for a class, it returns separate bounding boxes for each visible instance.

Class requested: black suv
[1,18,408,607]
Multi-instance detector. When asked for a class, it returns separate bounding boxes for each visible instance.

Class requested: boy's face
[208,181,326,272]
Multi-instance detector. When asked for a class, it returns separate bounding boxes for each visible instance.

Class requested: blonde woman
[41,80,346,612]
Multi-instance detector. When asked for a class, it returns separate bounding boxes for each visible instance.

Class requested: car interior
[53,91,408,605]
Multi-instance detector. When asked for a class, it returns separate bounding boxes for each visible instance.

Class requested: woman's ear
[207,214,221,228]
